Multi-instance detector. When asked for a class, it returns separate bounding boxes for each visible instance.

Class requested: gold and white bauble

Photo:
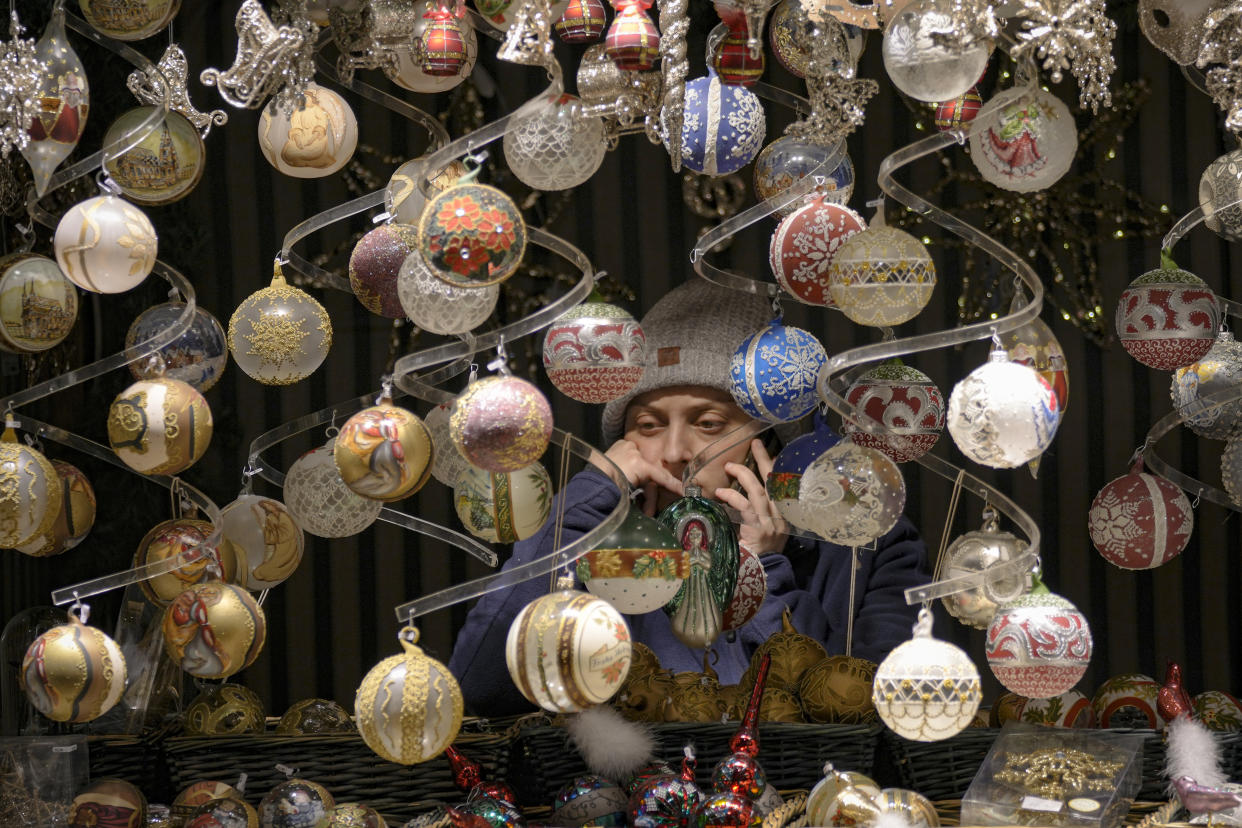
[0,424,63,549]
[827,223,937,327]
[103,107,205,205]
[134,517,234,606]
[107,376,213,475]
[21,609,126,723]
[335,398,434,501]
[284,439,384,538]
[54,194,158,294]
[805,769,881,827]
[0,253,78,355]
[163,582,266,679]
[14,460,94,557]
[258,83,358,178]
[453,462,552,543]
[218,494,305,590]
[228,264,333,386]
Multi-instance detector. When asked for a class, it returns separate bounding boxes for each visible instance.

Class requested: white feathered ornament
[568,704,657,781]
[1161,661,1242,824]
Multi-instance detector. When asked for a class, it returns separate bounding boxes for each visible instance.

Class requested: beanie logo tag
[657,347,680,367]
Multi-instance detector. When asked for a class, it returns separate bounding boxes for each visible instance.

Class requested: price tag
[1021,795,1064,813]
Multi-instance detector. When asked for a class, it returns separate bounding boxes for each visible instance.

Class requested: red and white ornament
[722,544,767,631]
[986,585,1092,700]
[542,301,645,403]
[1019,689,1095,728]
[1116,266,1219,371]
[1091,673,1162,729]
[934,87,983,132]
[769,199,866,307]
[1087,460,1193,570]
[842,362,944,463]
[555,0,607,42]
[604,0,659,71]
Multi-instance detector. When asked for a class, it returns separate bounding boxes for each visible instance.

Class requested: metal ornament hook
[487,338,510,374]
[377,375,395,404]
[70,592,89,624]
[95,169,124,196]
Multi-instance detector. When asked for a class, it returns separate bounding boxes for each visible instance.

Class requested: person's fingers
[725,462,771,523]
[643,460,685,496]
[751,438,775,481]
[714,486,754,521]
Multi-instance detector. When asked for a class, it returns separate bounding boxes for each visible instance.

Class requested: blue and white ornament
[666,72,766,176]
[729,322,827,423]
[767,413,841,532]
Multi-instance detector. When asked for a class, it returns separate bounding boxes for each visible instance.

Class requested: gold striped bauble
[0,424,62,548]
[21,611,126,723]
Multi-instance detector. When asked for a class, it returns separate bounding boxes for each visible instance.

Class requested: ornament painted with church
[659,488,740,649]
[969,86,1076,193]
[385,155,467,226]
[543,300,646,404]
[940,508,1029,629]
[22,8,89,196]
[827,212,937,327]
[355,626,463,764]
[769,199,866,307]
[0,254,77,355]
[1087,458,1193,570]
[753,137,854,218]
[553,776,629,827]
[418,176,527,288]
[54,194,157,293]
[1171,330,1242,440]
[399,251,499,336]
[228,263,333,386]
[629,748,704,828]
[454,462,552,543]
[69,780,147,828]
[16,460,96,558]
[767,417,840,533]
[335,394,434,501]
[881,0,991,103]
[126,302,228,392]
[842,361,944,463]
[103,107,204,205]
[163,582,266,679]
[666,73,765,176]
[189,797,259,828]
[934,86,982,131]
[799,440,906,547]
[0,421,62,548]
[798,656,878,723]
[947,348,1059,469]
[259,780,335,828]
[504,93,608,192]
[451,374,553,473]
[386,2,477,93]
[107,376,213,475]
[284,440,384,538]
[872,607,982,741]
[1199,148,1242,242]
[80,0,181,40]
[986,580,1092,699]
[506,578,633,712]
[728,322,827,423]
[183,683,266,735]
[421,4,469,76]
[134,517,232,607]
[723,544,766,630]
[1116,264,1219,371]
[217,494,305,590]
[577,506,686,614]
[21,606,125,723]
[258,83,358,178]
[556,0,607,42]
[604,0,660,70]
[349,223,417,319]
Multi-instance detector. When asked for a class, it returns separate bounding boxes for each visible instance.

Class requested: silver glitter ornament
[128,44,228,137]
[1011,0,1116,111]
[200,0,319,112]
[0,12,45,158]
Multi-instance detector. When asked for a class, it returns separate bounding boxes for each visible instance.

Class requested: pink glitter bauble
[450,375,554,472]
[349,224,416,319]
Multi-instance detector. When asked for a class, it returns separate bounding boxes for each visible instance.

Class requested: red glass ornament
[709,654,772,802]
[934,87,983,132]
[422,5,469,77]
[694,793,760,828]
[556,0,608,43]
[629,749,704,828]
[710,3,763,87]
[605,0,660,71]
[733,652,768,756]
[446,745,518,804]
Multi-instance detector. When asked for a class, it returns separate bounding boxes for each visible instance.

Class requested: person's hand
[715,438,788,557]
[590,439,684,516]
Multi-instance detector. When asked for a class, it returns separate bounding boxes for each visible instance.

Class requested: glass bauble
[335,398,433,501]
[881,0,990,103]
[506,585,633,712]
[418,181,527,288]
[163,582,266,679]
[0,429,62,548]
[999,301,1070,414]
[126,301,228,392]
[451,375,553,472]
[258,83,358,178]
[1022,688,1095,727]
[258,780,335,828]
[218,494,305,589]
[769,199,865,307]
[934,86,983,131]
[767,0,854,78]
[605,0,660,70]
[798,655,877,723]
[79,0,180,39]
[986,585,1092,699]
[424,400,471,487]
[183,683,266,735]
[666,74,765,176]
[629,757,703,828]
[1091,672,1161,729]
[0,253,77,354]
[659,491,739,649]
[1116,267,1219,371]
[1226,432,1242,509]
[174,781,245,813]
[1193,690,1242,732]
[1171,330,1242,440]
[189,797,259,828]
[399,251,499,335]
[285,440,384,538]
[54,195,157,293]
[542,301,645,404]
[228,268,333,386]
[827,224,937,327]
[1088,459,1193,570]
[710,26,765,87]
[277,698,355,734]
[453,462,552,543]
[70,780,146,828]
[134,517,234,606]
[15,460,96,557]
[355,627,463,764]
[875,789,939,828]
[504,94,608,191]
[386,156,467,226]
[577,506,685,614]
[107,376,213,474]
[842,362,944,463]
[766,418,840,532]
[22,9,89,196]
[805,770,880,827]
[968,86,1077,193]
[21,612,125,722]
[694,792,760,828]
[421,6,469,77]
[939,510,1028,629]
[103,107,204,205]
[1199,148,1242,242]
[386,2,478,93]
[723,545,766,631]
[579,43,659,107]
[350,223,417,319]
[728,322,827,423]
[947,351,1059,468]
[799,440,905,547]
[554,775,629,827]
[556,0,607,42]
[753,137,854,218]
[327,803,385,828]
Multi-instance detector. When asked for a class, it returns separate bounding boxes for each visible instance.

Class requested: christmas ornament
[355,626,462,764]
[451,374,553,473]
[969,86,1077,194]
[445,744,517,803]
[126,302,228,392]
[748,608,827,692]
[986,580,1093,699]
[506,578,632,712]
[934,87,982,131]
[666,73,765,176]
[554,776,629,827]
[349,224,417,319]
[15,460,96,558]
[543,300,645,404]
[503,94,608,192]
[418,175,527,288]
[218,494,305,590]
[657,0,689,173]
[386,156,466,226]
[134,517,232,606]
[198,0,316,110]
[767,0,821,78]
[258,83,358,178]
[805,769,880,827]
[667,662,727,722]
[728,321,827,423]
[874,789,939,828]
[1087,458,1194,570]
[163,582,266,679]
[998,291,1070,414]
[54,193,158,294]
[1020,689,1095,727]
[421,5,469,77]
[723,544,765,630]
[126,42,229,137]
[384,2,477,93]
[258,780,335,828]
[766,418,840,532]
[1226,433,1242,509]
[0,12,44,160]
[103,107,205,206]
[1010,0,1116,111]
[939,507,1029,629]
[798,656,877,723]
[326,803,385,828]
[577,506,686,614]
[1091,673,1161,729]
[827,216,937,327]
[108,376,213,475]
[335,394,434,500]
[990,691,1028,726]
[424,401,471,487]
[80,0,180,40]
[189,797,259,828]
[947,347,1059,468]
[399,251,498,336]
[694,792,760,828]
[0,421,62,549]
[842,361,944,463]
[454,795,526,828]
[70,780,146,828]
[1116,266,1220,372]
[769,199,866,307]
[659,487,739,649]
[454,462,552,543]
[1171,330,1242,440]
[616,666,674,723]
[21,605,125,723]
[710,19,764,88]
[712,655,783,811]
[627,760,677,795]
[228,262,332,386]
[881,0,991,103]
[1199,149,1242,242]
[1193,691,1242,732]
[604,0,660,70]
[556,0,607,42]
[22,8,88,196]
[285,439,384,538]
[799,439,906,547]
[629,749,704,828]
[183,683,266,735]
[753,137,854,218]
[174,781,245,813]
[277,697,355,734]
[0,253,77,355]
[872,607,982,741]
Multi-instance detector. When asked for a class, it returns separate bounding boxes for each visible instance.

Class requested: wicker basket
[87,734,172,802]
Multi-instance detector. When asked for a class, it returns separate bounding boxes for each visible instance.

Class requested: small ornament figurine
[543,298,646,404]
[15,460,96,558]
[80,0,180,40]
[969,85,1077,194]
[1158,661,1194,724]
[628,747,704,828]
[54,190,158,294]
[934,86,983,131]
[284,439,384,538]
[766,415,840,533]
[399,251,499,336]
[798,656,878,723]
[728,320,827,423]
[70,779,147,828]
[446,744,518,803]
[503,93,609,192]
[21,602,125,723]
[1171,330,1242,440]
[1116,258,1220,371]
[578,506,687,615]
[827,207,937,327]
[986,578,1093,699]
[947,344,1060,469]
[133,517,231,606]
[350,223,418,319]
[200,0,318,110]
[842,360,944,463]
[418,168,528,288]
[799,439,906,547]
[103,106,206,206]
[881,0,991,103]
[0,415,62,548]
[451,372,553,473]
[1088,457,1194,570]
[769,198,866,307]
[218,494,305,589]
[228,260,333,386]
[335,388,434,501]
[258,83,358,178]
[108,374,214,475]
[183,683,266,735]
[125,302,229,392]
[1091,672,1162,729]
[939,507,1030,629]
[163,582,266,679]
[668,73,765,176]
[0,253,78,355]
[604,0,660,70]
[553,776,630,827]
[753,137,854,218]
[22,6,89,196]
[659,486,740,649]
[454,462,552,543]
[258,779,335,828]
[556,0,607,43]
[126,42,229,138]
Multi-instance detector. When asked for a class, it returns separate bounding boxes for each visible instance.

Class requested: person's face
[623,386,753,511]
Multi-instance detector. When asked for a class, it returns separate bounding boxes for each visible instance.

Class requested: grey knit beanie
[601,279,775,444]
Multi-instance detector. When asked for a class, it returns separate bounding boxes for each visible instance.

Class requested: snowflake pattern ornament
[769,199,866,307]
[665,73,766,177]
[1010,0,1116,111]
[1115,265,1219,371]
[947,348,1060,469]
[728,322,828,423]
[1170,330,1242,440]
[1087,459,1194,570]
[986,583,1093,700]
[228,262,333,386]
[842,361,945,463]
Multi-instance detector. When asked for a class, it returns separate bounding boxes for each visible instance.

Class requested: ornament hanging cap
[398,625,424,655]
[271,257,288,287]
[911,606,934,639]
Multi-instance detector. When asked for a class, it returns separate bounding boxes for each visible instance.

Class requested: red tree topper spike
[731,652,770,756]
[1158,660,1194,723]
[682,746,698,782]
[445,745,518,804]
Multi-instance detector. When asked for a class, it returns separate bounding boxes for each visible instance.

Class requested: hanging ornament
[1021,689,1095,728]
[712,654,783,814]
[0,418,62,549]
[183,683,266,735]
[1091,672,1161,728]
[0,12,44,160]
[604,0,660,70]
[386,156,466,226]
[258,780,335,828]
[1193,690,1242,732]
[947,346,1060,469]
[335,392,434,501]
[556,0,607,42]
[190,797,259,827]
[998,287,1070,416]
[766,0,856,79]
[659,487,740,649]
[986,579,1093,700]
[21,603,125,723]
[553,776,629,827]
[881,0,992,103]
[753,137,854,218]
[542,300,646,404]
[451,374,553,473]
[70,780,147,828]
[629,748,704,828]
[285,439,384,538]
[126,42,229,138]
[1116,264,1219,372]
[386,1,477,93]
[723,544,766,630]
[0,253,77,355]
[445,744,518,804]
[228,261,332,386]
[1087,458,1194,570]
[728,321,827,423]
[798,656,878,723]
[163,582,266,679]
[424,400,471,487]
[103,107,205,206]
[21,7,88,196]
[710,20,764,87]
[503,94,608,192]
[1199,149,1242,242]
[694,792,760,828]
[134,516,232,606]
[79,0,180,40]
[872,607,982,741]
[1171,330,1242,440]
[799,439,906,547]
[968,86,1077,194]
[277,697,355,734]
[349,223,417,319]
[454,461,552,543]
[174,781,246,813]
[258,83,357,178]
[421,3,470,76]
[1010,0,1115,112]
[842,361,944,463]
[399,251,499,336]
[126,302,228,392]
[828,210,937,327]
[107,375,213,475]
[15,460,96,558]
[748,607,827,691]
[939,507,1029,629]
[665,73,765,176]
[418,172,528,288]
[805,768,881,827]
[766,417,840,533]
[54,192,158,294]
[769,198,866,307]
[577,506,686,614]
[218,494,305,590]
[934,86,982,131]
[327,803,385,828]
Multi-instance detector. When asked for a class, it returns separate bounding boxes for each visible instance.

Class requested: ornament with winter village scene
[753,137,855,218]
